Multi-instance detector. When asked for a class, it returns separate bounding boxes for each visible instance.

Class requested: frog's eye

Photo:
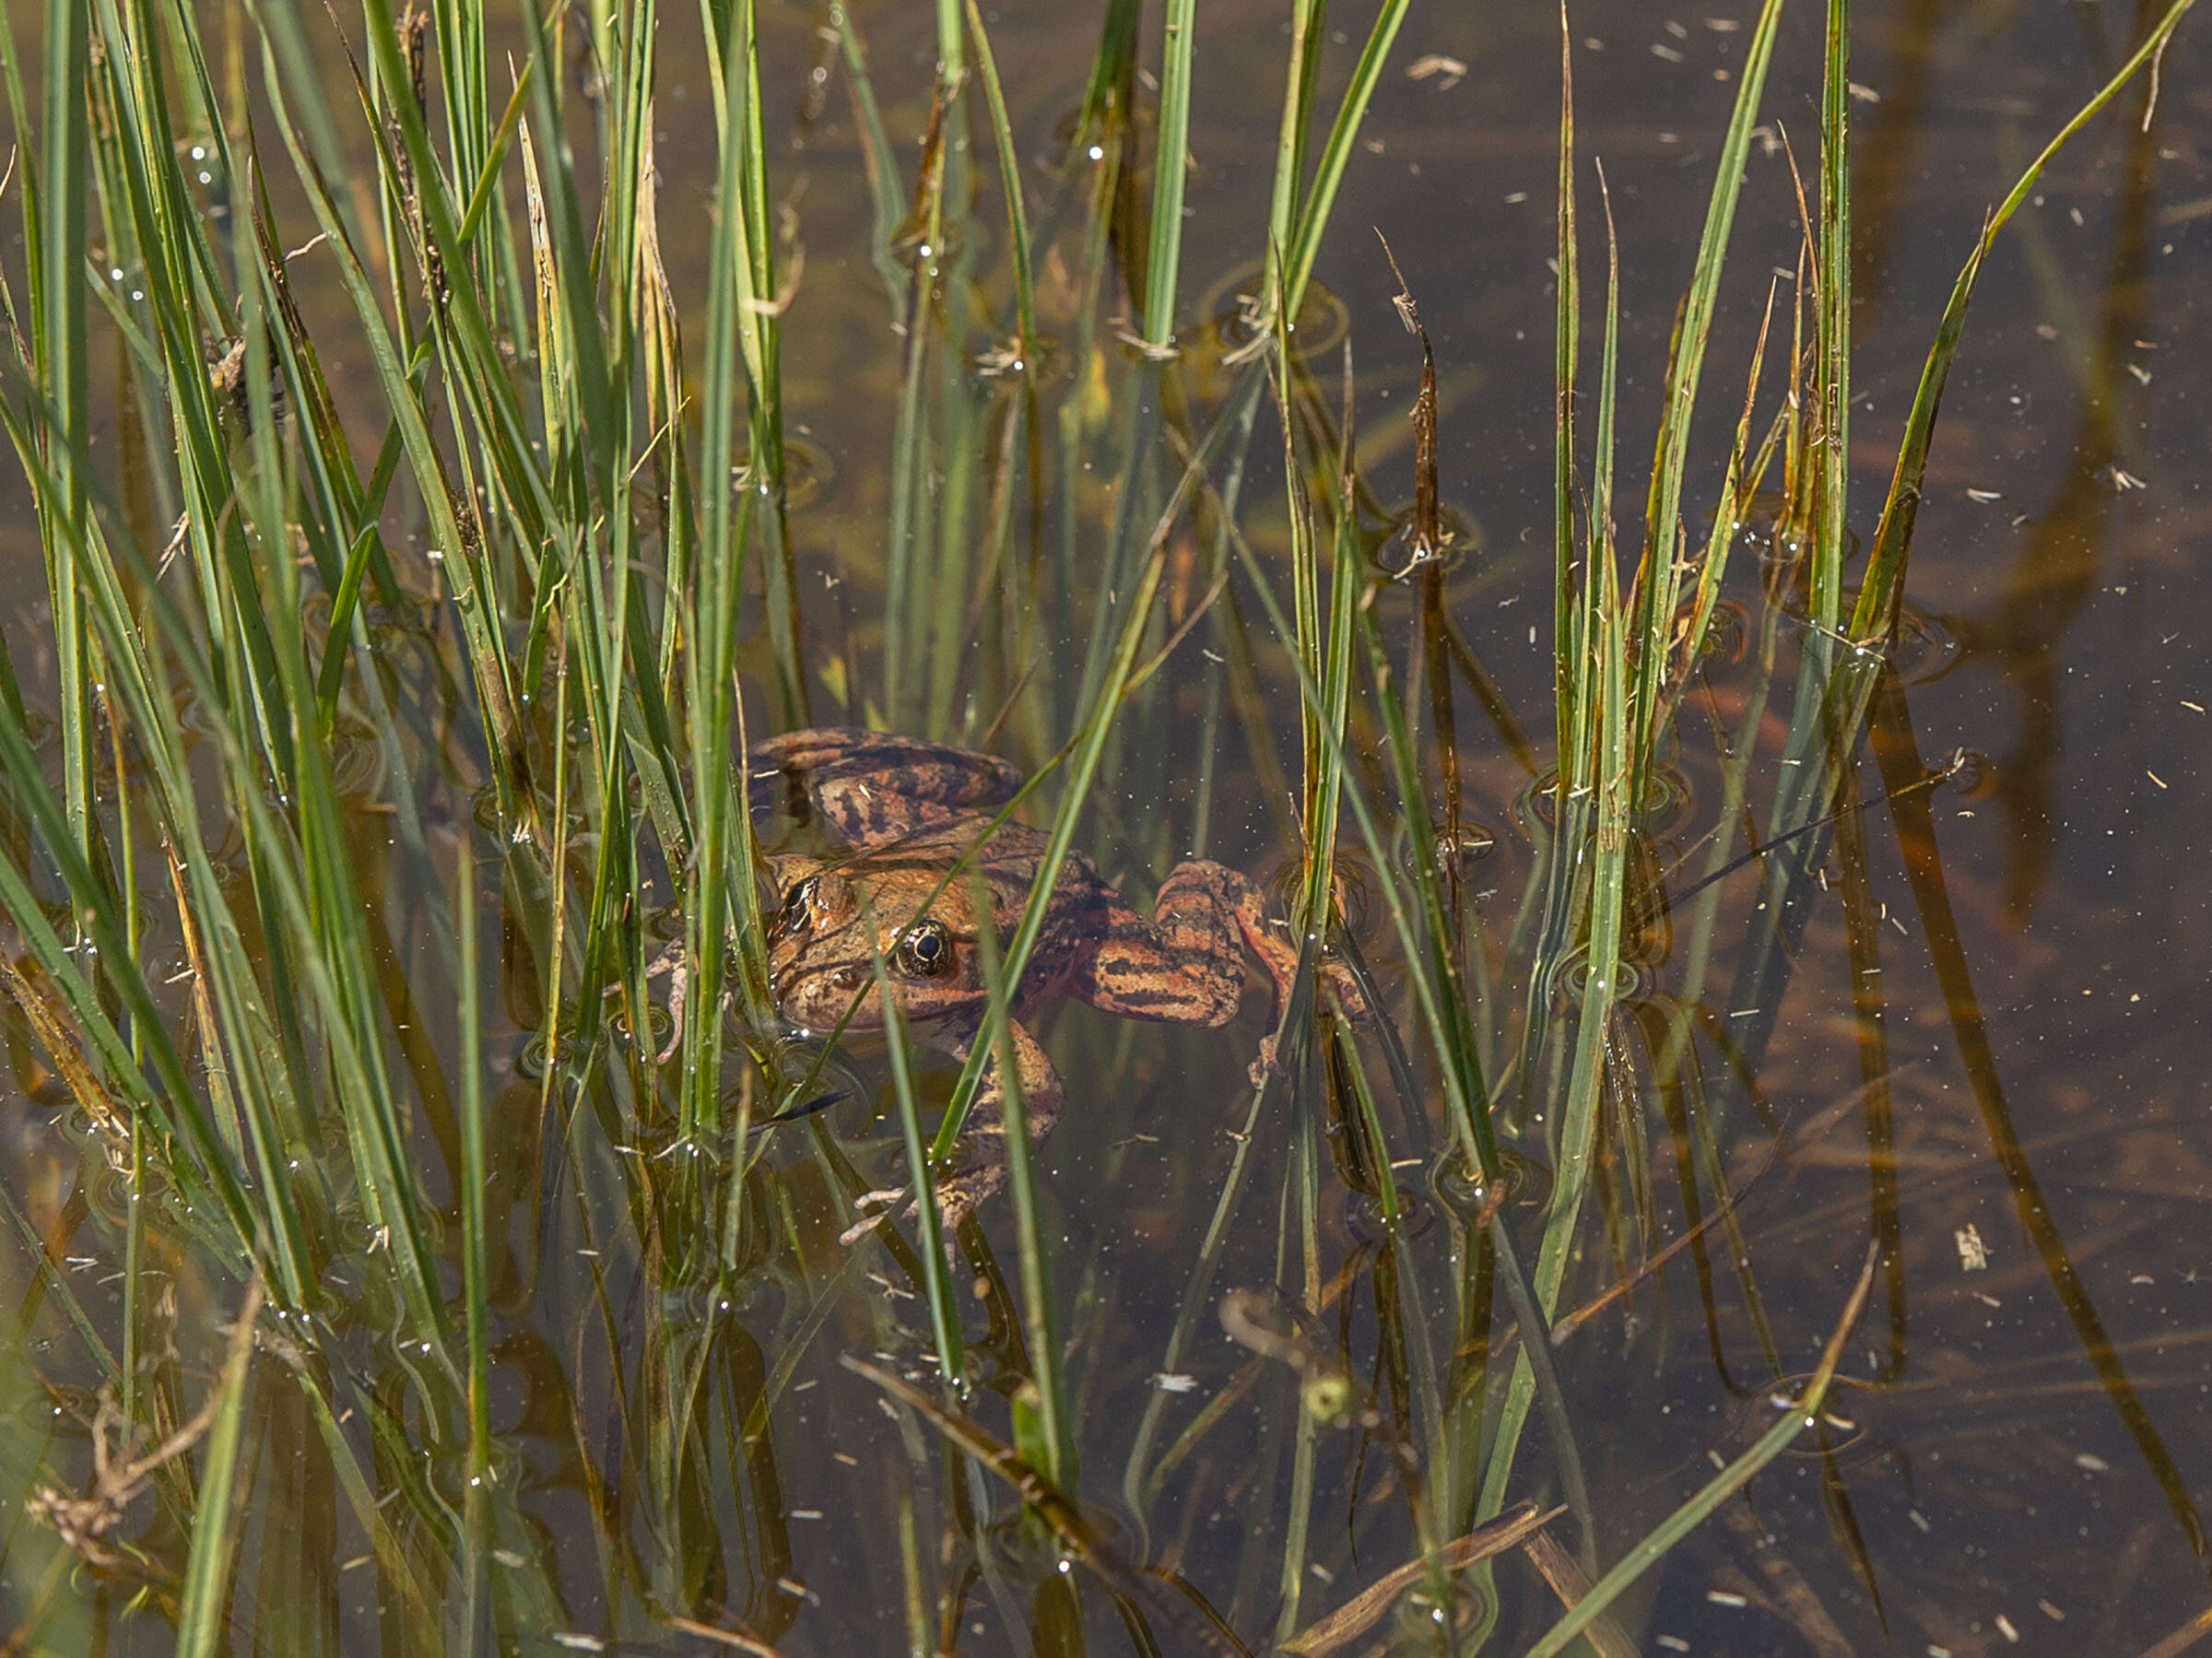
[775,876,818,935]
[894,920,954,979]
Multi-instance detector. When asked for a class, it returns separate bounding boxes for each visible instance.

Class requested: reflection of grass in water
[0,0,2194,1651]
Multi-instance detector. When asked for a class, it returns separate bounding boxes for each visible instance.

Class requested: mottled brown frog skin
[750,728,1364,1227]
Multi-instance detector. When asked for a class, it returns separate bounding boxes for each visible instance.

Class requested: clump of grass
[0,0,2194,1651]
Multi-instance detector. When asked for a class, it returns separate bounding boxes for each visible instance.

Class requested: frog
[739,727,1368,1228]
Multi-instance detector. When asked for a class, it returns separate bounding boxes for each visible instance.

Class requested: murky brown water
[2,0,2209,1652]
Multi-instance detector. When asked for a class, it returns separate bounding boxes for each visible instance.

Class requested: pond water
[0,0,2208,1653]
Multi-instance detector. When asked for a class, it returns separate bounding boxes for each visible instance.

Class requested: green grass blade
[1277,0,1408,324]
[1262,0,1326,285]
[40,0,94,860]
[1551,2,1582,758]
[456,833,493,1649]
[872,946,967,1391]
[1141,0,1197,345]
[174,1282,265,1658]
[1808,0,1853,629]
[968,880,1073,1487]
[964,0,1037,357]
[1626,0,1784,770]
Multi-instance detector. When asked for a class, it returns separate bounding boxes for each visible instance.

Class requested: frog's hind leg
[1074,862,1255,1028]
[1080,862,1369,1088]
[1083,859,1359,1028]
[917,1017,1065,1229]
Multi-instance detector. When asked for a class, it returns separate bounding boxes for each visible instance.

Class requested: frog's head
[763,853,986,1032]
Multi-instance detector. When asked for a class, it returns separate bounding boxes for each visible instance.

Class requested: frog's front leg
[747,728,1025,845]
[916,1016,1065,1229]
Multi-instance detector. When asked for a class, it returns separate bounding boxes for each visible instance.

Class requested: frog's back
[847,816,1112,904]
[748,727,1028,846]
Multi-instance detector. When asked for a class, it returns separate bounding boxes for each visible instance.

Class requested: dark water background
[1,0,2209,1652]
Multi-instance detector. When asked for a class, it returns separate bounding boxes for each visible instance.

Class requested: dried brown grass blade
[1520,1527,1639,1658]
[1277,1502,1555,1655]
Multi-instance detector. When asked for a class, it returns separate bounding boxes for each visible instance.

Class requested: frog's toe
[1248,1034,1283,1089]
[1324,961,1372,1022]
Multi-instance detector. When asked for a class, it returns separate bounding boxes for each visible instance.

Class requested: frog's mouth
[771,957,875,1030]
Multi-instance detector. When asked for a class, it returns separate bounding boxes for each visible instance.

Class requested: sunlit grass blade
[1807,0,1853,629]
[700,0,808,729]
[1260,0,1327,299]
[1273,0,1407,330]
[36,0,93,861]
[1624,0,1784,770]
[1141,0,1196,346]
[1551,1,1582,747]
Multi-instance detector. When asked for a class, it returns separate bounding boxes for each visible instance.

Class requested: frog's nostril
[831,967,863,991]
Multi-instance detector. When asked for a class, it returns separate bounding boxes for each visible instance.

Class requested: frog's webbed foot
[904,1017,1065,1229]
[1155,862,1371,1025]
[624,937,739,1066]
[1248,1033,1283,1090]
[600,938,690,1064]
[1230,879,1371,1027]
[747,727,1026,845]
[929,1164,1001,1234]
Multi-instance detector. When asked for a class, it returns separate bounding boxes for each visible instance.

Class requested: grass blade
[173,1281,265,1658]
[1524,1244,1879,1658]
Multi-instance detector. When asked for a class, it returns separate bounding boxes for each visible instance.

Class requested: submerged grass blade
[1869,670,2207,1553]
[1848,0,2195,646]
[872,940,967,1392]
[1524,1244,1879,1658]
